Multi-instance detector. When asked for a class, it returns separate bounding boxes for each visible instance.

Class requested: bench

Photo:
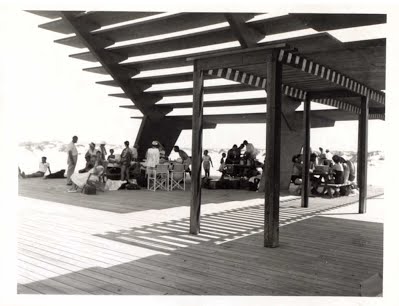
[325,182,353,197]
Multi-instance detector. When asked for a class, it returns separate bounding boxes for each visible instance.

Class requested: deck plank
[17,178,384,295]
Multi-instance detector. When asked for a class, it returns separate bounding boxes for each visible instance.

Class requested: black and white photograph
[1,1,398,305]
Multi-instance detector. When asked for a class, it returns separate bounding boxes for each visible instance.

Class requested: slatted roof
[29,11,386,122]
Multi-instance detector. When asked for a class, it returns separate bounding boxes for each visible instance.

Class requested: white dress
[71,168,98,188]
[146,148,160,168]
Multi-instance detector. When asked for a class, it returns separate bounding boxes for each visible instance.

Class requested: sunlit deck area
[17,178,383,295]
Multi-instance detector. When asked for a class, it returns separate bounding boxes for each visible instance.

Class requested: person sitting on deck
[20,156,51,178]
[173,146,191,176]
[146,141,160,175]
[67,165,105,193]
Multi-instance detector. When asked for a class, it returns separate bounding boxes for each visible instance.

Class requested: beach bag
[126,183,140,190]
[202,177,211,188]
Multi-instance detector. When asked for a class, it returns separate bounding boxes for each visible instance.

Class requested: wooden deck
[17,178,384,295]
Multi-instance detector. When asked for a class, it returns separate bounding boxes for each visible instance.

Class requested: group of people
[225,140,258,165]
[291,147,356,196]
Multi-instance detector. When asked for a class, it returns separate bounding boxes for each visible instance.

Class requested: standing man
[66,135,78,186]
[99,141,107,160]
[120,141,133,181]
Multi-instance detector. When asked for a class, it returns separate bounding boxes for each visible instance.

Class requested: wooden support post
[264,52,282,248]
[358,95,369,213]
[301,97,311,208]
[190,60,204,234]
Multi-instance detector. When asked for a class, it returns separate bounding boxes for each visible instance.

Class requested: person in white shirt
[66,135,79,185]
[145,141,160,174]
[325,149,333,160]
[241,140,257,160]
[20,156,51,178]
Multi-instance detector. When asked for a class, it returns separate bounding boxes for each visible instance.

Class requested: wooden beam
[301,97,311,208]
[206,67,363,113]
[190,61,204,235]
[189,43,291,71]
[120,98,267,109]
[307,89,362,99]
[60,12,162,118]
[147,84,259,97]
[264,52,282,248]
[224,13,264,48]
[358,95,369,213]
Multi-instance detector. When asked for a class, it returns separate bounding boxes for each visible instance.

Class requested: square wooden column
[264,52,282,248]
[301,97,311,208]
[190,60,204,234]
[358,95,369,213]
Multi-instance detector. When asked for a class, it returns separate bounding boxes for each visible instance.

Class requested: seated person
[331,155,344,184]
[158,142,168,163]
[20,157,51,178]
[226,144,241,164]
[291,154,303,184]
[68,165,105,192]
[346,159,356,182]
[95,150,107,168]
[79,142,97,173]
[309,153,318,172]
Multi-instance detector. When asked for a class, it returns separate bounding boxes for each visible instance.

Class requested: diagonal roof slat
[70,27,238,62]
[290,13,386,31]
[121,98,267,109]
[37,11,164,35]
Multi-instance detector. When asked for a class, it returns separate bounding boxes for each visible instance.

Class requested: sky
[0,8,387,152]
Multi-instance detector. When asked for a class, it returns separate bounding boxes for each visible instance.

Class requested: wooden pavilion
[30,11,386,248]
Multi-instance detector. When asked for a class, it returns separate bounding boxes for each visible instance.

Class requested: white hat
[100,141,106,145]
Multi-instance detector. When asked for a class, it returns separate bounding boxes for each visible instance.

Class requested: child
[218,153,226,172]
[202,150,213,178]
[107,149,116,162]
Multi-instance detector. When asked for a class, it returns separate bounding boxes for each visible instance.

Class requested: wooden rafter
[206,66,369,115]
[277,49,385,105]
[60,12,169,118]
